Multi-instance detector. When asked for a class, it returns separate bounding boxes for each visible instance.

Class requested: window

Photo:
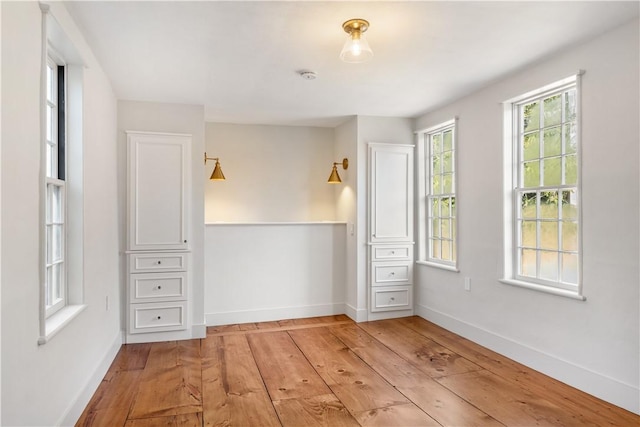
[39,7,86,344]
[417,119,458,270]
[45,57,66,317]
[504,75,582,297]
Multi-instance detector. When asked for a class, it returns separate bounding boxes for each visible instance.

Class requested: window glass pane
[543,127,561,157]
[521,220,537,247]
[46,145,53,178]
[440,197,450,217]
[51,186,62,222]
[540,251,559,281]
[451,218,456,239]
[543,157,561,186]
[540,191,558,219]
[47,64,53,101]
[432,134,441,154]
[432,218,440,238]
[52,225,63,262]
[523,102,539,132]
[431,239,441,259]
[565,154,577,185]
[442,240,451,261]
[46,266,53,306]
[564,123,577,154]
[522,132,539,161]
[431,154,441,176]
[443,130,453,151]
[53,263,62,301]
[520,192,537,219]
[540,222,558,250]
[523,161,540,187]
[46,225,52,263]
[561,190,578,219]
[543,94,562,126]
[47,105,53,142]
[441,218,450,239]
[562,253,578,284]
[443,152,453,173]
[450,197,456,216]
[431,199,440,217]
[431,174,441,195]
[442,174,453,194]
[562,221,578,251]
[520,249,537,277]
[564,89,576,121]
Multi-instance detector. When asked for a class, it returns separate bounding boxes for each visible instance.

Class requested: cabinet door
[128,132,190,251]
[369,144,414,243]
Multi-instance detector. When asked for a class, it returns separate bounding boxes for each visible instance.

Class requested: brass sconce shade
[328,158,349,183]
[204,152,226,181]
[340,18,373,63]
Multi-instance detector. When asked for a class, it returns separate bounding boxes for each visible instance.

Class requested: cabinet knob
[390,297,395,301]
[156,285,162,290]
[184,240,187,243]
[391,251,395,254]
[157,261,162,265]
[390,272,395,275]
[156,316,161,320]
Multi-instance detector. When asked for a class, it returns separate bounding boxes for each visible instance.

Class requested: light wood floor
[77,315,638,426]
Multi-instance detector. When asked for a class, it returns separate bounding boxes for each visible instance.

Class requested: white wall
[205,223,346,325]
[203,122,346,325]
[118,100,206,336]
[205,123,336,222]
[1,2,121,425]
[334,118,359,319]
[413,19,639,413]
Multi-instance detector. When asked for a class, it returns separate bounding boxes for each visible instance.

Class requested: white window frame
[501,74,585,300]
[39,5,87,344]
[45,56,67,317]
[416,118,459,272]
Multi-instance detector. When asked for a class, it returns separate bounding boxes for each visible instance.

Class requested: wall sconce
[340,19,373,63]
[204,152,226,181]
[328,158,349,183]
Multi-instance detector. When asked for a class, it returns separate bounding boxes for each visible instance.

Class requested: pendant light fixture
[340,19,373,63]
[204,152,226,181]
[328,158,349,183]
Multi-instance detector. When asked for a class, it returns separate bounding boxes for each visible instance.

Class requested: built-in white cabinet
[128,132,190,251]
[126,131,191,343]
[368,143,414,317]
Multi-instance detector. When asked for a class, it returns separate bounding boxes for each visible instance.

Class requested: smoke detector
[299,70,317,80]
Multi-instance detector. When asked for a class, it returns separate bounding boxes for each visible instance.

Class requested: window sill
[499,279,585,301]
[38,304,87,345]
[416,260,460,273]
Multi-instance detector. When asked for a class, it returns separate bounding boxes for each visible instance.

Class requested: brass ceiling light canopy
[328,158,349,183]
[204,152,226,181]
[340,18,373,63]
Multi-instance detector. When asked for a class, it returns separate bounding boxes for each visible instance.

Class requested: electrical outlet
[464,277,471,292]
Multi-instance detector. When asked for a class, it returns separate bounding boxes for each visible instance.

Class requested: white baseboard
[59,329,123,426]
[416,303,640,415]
[206,303,346,326]
[192,323,206,339]
[367,309,414,322]
[345,303,368,323]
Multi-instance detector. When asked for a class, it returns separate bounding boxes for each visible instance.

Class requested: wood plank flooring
[77,315,639,426]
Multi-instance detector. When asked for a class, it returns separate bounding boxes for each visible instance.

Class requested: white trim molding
[206,303,346,326]
[416,303,639,414]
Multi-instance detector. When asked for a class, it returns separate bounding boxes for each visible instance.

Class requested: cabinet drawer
[130,272,187,303]
[372,287,412,312]
[130,302,187,334]
[372,245,411,261]
[371,261,412,286]
[129,252,186,273]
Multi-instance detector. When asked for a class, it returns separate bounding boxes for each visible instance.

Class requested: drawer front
[130,272,187,303]
[130,302,187,334]
[371,262,412,286]
[372,245,411,261]
[372,287,412,312]
[130,253,186,273]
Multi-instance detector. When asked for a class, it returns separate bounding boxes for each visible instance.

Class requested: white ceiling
[65,1,639,127]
